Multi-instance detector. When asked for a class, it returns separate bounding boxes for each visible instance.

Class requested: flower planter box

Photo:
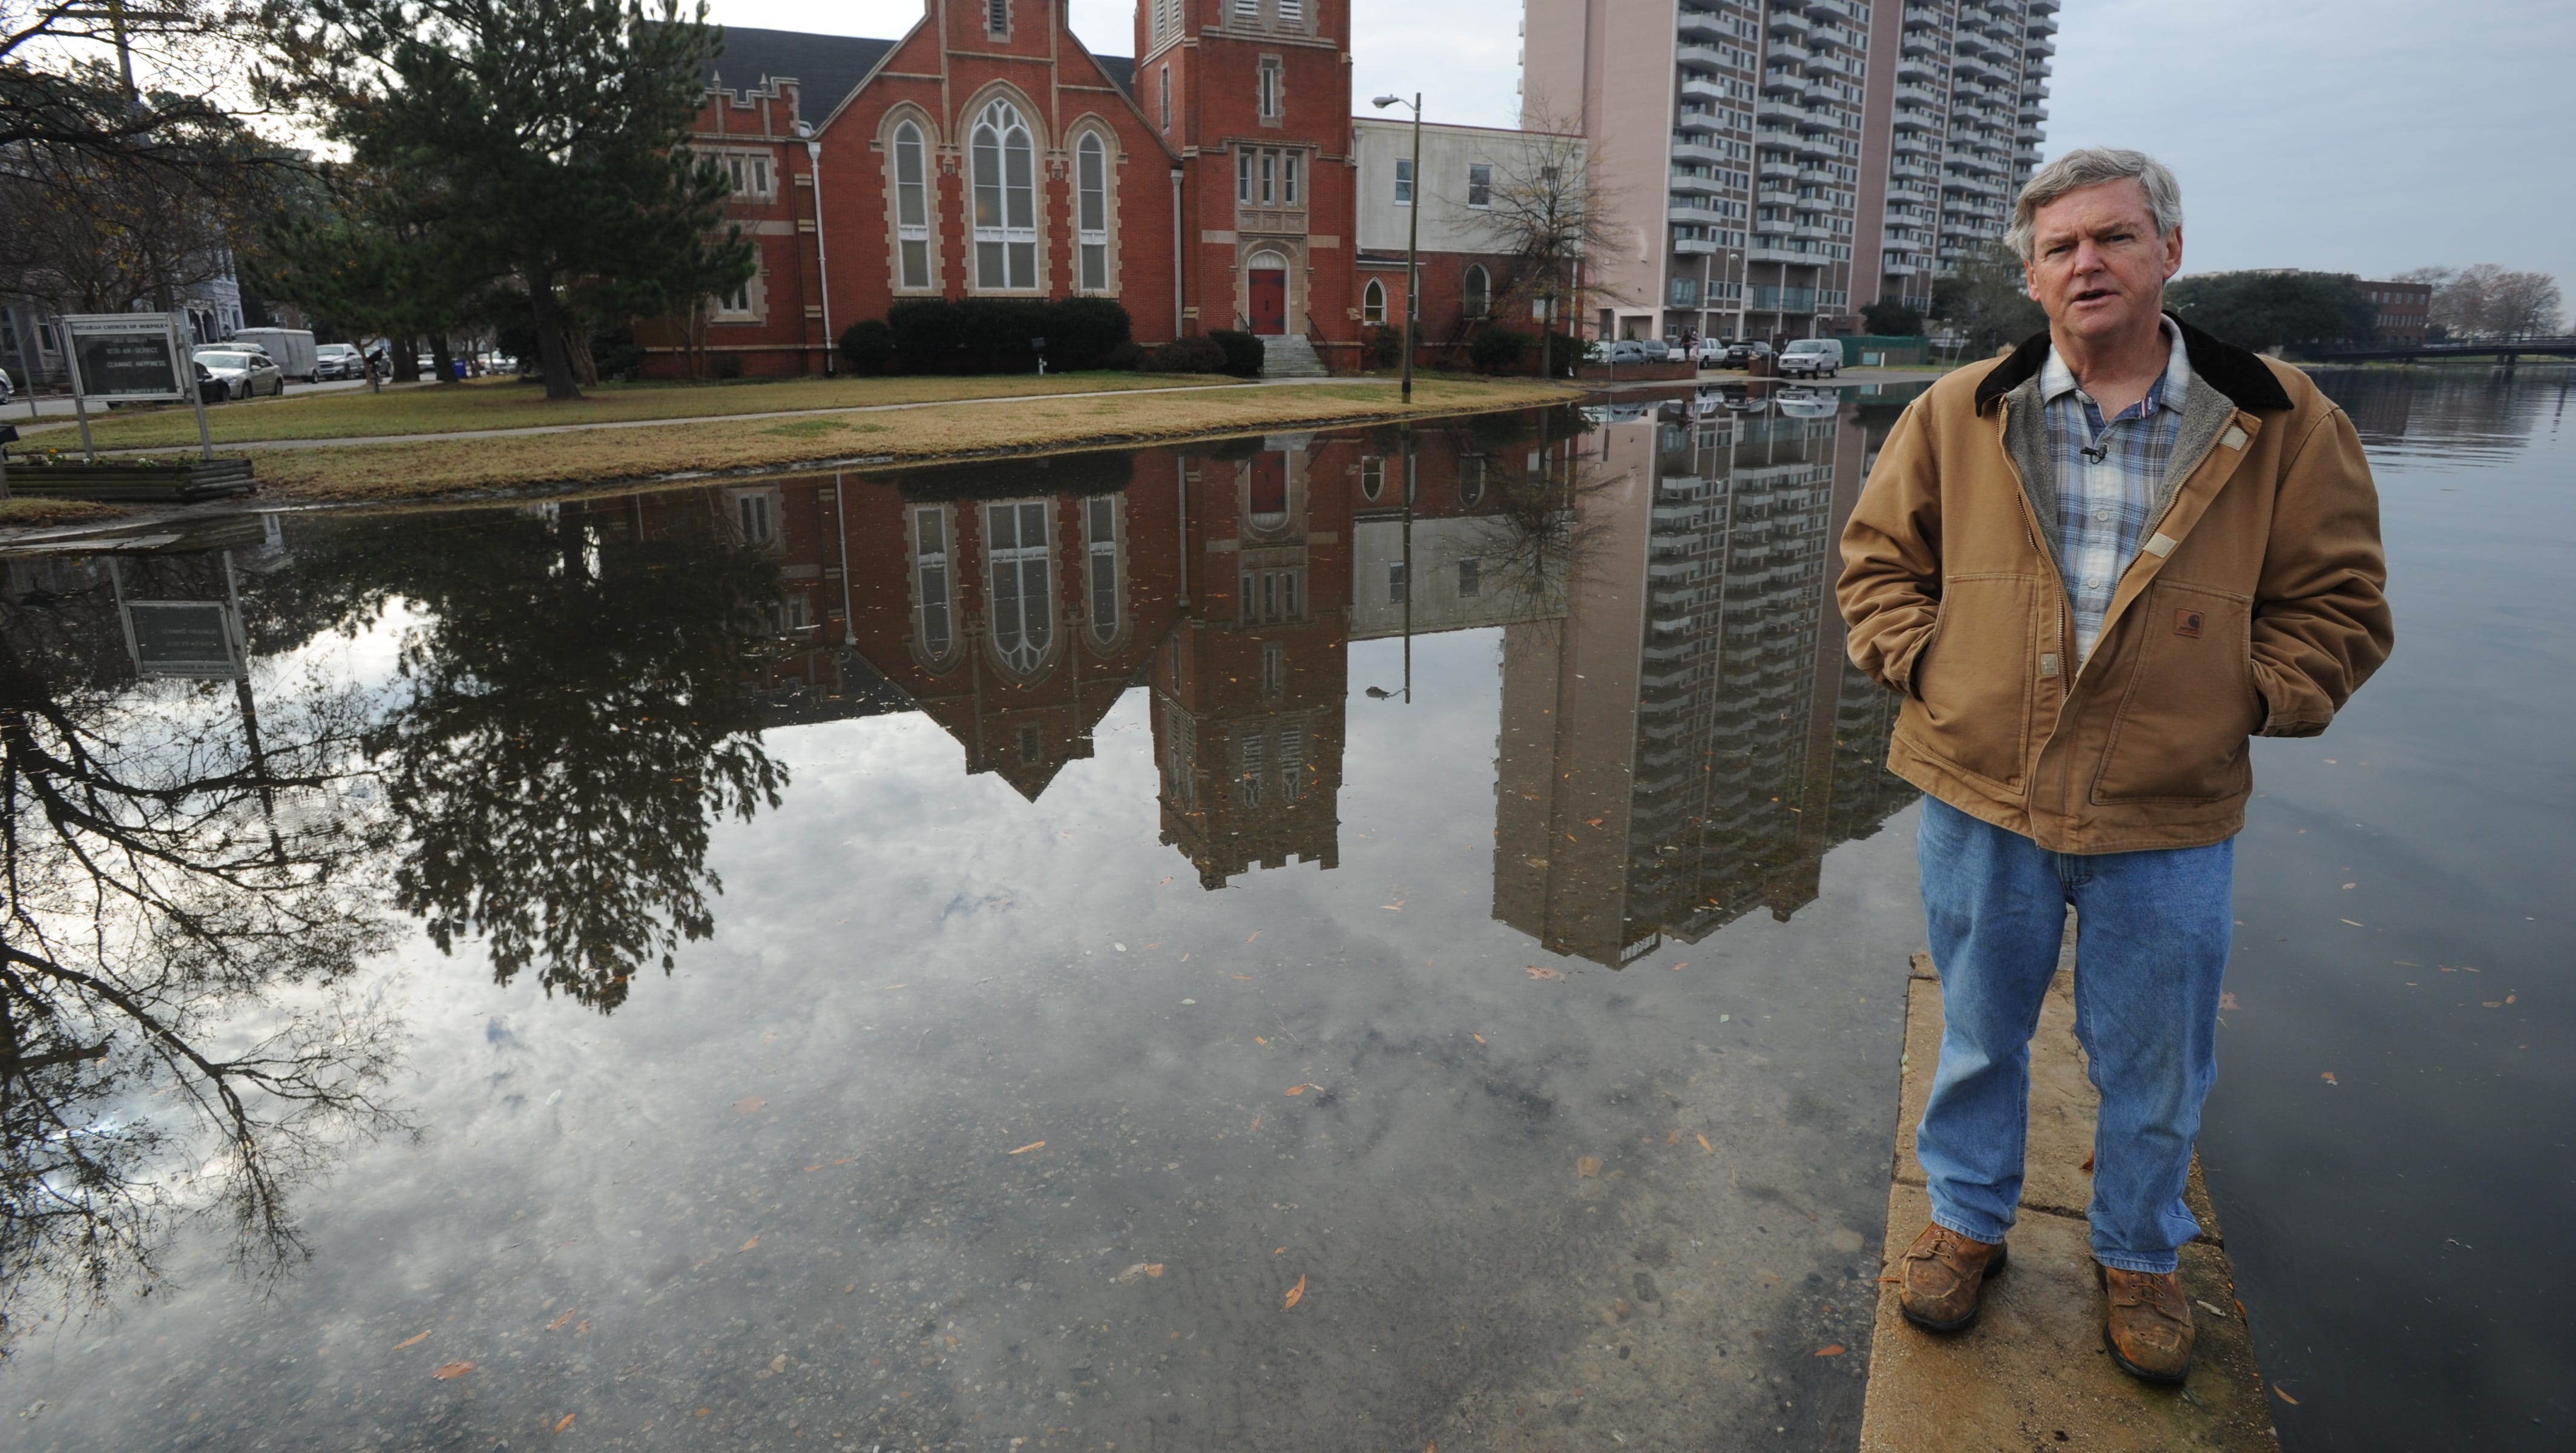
[4,457,257,502]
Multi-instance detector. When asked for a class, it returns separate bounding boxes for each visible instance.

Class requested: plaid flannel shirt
[2039,316,2191,661]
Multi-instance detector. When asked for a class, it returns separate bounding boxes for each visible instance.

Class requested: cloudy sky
[715,0,2572,287]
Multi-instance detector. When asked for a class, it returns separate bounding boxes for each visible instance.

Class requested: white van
[232,327,320,383]
[1777,338,1844,378]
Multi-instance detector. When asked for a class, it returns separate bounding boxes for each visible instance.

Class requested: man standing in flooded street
[1836,148,2394,1383]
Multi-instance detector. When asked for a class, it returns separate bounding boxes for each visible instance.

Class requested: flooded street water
[0,372,2564,1451]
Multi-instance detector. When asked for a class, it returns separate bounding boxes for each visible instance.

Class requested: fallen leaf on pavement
[1008,1141,1047,1155]
[732,1096,765,1115]
[1114,1264,1152,1284]
[431,1361,476,1380]
[555,1413,576,1432]
[395,1329,432,1349]
[1283,1274,1306,1310]
[740,1235,760,1251]
[1247,932,1261,943]
[1285,1083,1324,1096]
[1526,966,1563,981]
[1577,1156,1602,1178]
[1813,1344,1846,1357]
[1585,818,1605,828]
[2220,992,2239,1010]
[547,1310,576,1331]
[1473,1033,1487,1044]
[1696,1134,1713,1153]
[1250,1116,1262,1131]
[2274,1384,2299,1405]
[2320,1072,2338,1085]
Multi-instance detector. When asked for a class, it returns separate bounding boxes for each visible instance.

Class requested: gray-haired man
[1838,148,2392,1382]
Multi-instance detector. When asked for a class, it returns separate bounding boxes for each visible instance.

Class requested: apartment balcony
[1799,76,1844,107]
[1678,42,1733,70]
[1680,75,1730,104]
[1672,136,1729,165]
[1668,197,1727,222]
[1769,37,1811,64]
[1894,133,1940,159]
[1767,5,1812,38]
[1749,284,1821,312]
[1675,103,1722,134]
[1757,182,1798,205]
[1807,0,1859,27]
[1896,81,1947,108]
[1793,222,1836,240]
[1796,163,1839,184]
[1883,257,1922,277]
[1759,154,1800,180]
[1678,4,1727,42]
[1674,236,1720,255]
[2026,33,2057,58]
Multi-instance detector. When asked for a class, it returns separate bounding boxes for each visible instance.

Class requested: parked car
[315,343,366,380]
[192,348,286,399]
[1717,340,1774,368]
[1591,338,1670,367]
[1777,337,1845,378]
[0,369,10,406]
[1694,337,1735,366]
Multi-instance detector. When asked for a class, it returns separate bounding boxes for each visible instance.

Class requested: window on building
[1261,641,1284,700]
[914,507,953,660]
[1258,150,1275,204]
[722,153,774,200]
[1233,0,1258,20]
[1276,0,1304,22]
[1237,148,1253,203]
[1387,559,1407,604]
[972,99,1038,290]
[1085,495,1120,644]
[1077,132,1109,291]
[717,275,755,315]
[1281,151,1300,205]
[1258,58,1282,120]
[1459,455,1485,505]
[985,0,1009,35]
[733,490,772,544]
[1160,64,1172,128]
[987,500,1052,672]
[1462,264,1490,320]
[1154,0,1180,42]
[1457,556,1481,598]
[38,321,59,353]
[1394,157,1413,206]
[1670,275,1698,306]
[1361,279,1387,325]
[1467,162,1493,208]
[894,121,931,289]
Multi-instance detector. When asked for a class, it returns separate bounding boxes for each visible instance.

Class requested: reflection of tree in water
[0,587,399,1351]
[312,502,789,1011]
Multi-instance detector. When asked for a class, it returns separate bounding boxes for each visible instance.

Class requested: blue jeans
[1914,797,2232,1274]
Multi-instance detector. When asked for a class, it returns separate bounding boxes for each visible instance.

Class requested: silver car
[193,349,286,400]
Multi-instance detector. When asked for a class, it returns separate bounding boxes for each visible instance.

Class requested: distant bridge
[2303,336,2576,366]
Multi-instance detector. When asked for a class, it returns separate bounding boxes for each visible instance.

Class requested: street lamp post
[1371,91,1423,403]
[798,123,836,377]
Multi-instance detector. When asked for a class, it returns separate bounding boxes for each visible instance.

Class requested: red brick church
[652,0,1368,376]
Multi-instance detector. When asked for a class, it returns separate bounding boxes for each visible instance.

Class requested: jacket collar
[1974,313,2293,415]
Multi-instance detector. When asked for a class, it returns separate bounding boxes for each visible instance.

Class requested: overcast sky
[715,0,2572,287]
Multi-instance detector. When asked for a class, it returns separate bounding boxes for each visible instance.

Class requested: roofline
[1349,116,1582,139]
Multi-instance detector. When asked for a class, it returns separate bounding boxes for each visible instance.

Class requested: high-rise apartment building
[1522,0,2056,343]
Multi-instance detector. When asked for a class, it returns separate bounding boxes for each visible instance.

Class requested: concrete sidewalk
[1860,949,2279,1451]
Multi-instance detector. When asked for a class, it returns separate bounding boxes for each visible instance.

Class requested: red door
[1249,267,1287,335]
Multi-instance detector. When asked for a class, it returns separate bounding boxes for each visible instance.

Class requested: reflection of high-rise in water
[1494,390,1919,967]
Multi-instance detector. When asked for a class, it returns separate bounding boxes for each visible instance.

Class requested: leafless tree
[0,137,265,313]
[1465,110,1628,377]
[2400,263,2567,341]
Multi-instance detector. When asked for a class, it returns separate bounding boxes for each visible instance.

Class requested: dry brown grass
[24,370,1248,450]
[0,495,128,526]
[248,378,1576,500]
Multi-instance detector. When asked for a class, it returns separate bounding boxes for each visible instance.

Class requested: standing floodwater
[0,373,2565,1451]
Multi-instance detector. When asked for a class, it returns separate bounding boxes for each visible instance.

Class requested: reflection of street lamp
[1371,91,1422,404]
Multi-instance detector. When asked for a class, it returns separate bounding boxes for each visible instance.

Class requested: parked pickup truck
[1776,338,1845,378]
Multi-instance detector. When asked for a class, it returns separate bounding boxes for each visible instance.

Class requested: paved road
[5,377,424,424]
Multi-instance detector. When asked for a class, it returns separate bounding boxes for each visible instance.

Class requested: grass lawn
[248,377,1576,499]
[0,495,126,526]
[34,370,1244,450]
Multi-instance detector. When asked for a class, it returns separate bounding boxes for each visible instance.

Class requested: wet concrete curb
[1858,951,2279,1451]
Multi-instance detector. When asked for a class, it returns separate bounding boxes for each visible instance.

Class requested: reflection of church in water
[504,393,1915,961]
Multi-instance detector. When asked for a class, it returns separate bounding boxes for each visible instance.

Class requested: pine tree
[272,0,752,398]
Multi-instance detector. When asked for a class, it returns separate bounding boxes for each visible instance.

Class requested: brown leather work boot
[1896,1222,2008,1333]
[2099,1264,2196,1384]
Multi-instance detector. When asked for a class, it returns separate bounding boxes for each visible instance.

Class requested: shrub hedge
[1206,329,1265,378]
[876,297,1136,374]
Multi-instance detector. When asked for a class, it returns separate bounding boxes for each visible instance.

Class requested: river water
[0,372,2562,1451]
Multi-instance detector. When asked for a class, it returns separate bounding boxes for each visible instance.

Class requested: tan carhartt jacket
[1837,317,2393,852]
